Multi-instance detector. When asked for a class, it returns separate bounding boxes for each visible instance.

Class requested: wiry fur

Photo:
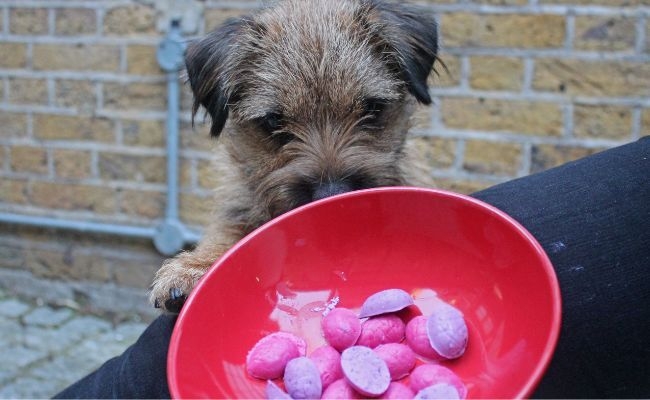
[150,0,439,312]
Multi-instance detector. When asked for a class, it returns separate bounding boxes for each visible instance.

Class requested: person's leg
[53,137,649,399]
[53,314,176,399]
[472,136,650,398]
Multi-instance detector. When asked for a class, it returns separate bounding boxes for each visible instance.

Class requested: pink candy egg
[321,307,362,352]
[426,302,468,359]
[284,356,323,399]
[273,331,308,356]
[405,315,442,360]
[246,333,301,380]
[380,382,416,399]
[374,343,417,380]
[265,380,291,399]
[414,383,460,399]
[309,345,343,389]
[248,289,471,400]
[358,288,414,318]
[356,314,405,348]
[341,346,391,397]
[321,378,363,399]
[409,364,467,399]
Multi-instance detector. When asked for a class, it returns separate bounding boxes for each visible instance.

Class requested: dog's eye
[256,112,296,146]
[271,131,295,146]
[258,112,283,133]
[361,98,388,121]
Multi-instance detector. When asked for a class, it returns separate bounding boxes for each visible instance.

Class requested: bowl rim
[168,186,562,399]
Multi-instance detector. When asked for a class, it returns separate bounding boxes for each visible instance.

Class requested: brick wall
[0,0,648,303]
[417,0,649,192]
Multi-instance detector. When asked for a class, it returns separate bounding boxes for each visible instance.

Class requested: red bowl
[168,187,561,399]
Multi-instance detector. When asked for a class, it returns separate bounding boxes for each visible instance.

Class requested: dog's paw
[149,259,204,313]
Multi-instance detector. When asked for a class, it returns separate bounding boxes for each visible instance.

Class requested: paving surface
[0,288,149,399]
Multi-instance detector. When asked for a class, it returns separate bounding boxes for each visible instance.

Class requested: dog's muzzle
[312,181,353,201]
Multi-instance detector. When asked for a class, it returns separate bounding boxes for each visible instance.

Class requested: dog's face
[186,0,438,219]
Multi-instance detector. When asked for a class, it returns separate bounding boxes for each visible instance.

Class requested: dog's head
[186,0,439,218]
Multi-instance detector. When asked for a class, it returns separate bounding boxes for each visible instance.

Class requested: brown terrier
[150,0,440,312]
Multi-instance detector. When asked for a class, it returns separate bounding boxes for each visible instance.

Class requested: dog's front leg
[149,227,239,313]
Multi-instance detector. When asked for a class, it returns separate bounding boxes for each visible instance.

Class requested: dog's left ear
[367,0,439,105]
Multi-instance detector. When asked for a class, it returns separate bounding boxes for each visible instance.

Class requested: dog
[150,0,440,312]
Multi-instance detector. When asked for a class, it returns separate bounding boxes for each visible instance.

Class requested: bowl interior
[168,187,561,399]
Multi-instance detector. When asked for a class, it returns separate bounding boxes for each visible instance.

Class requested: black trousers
[55,137,650,399]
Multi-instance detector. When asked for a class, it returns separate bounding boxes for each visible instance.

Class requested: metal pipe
[153,18,192,256]
[165,69,180,222]
[0,211,201,248]
[0,212,156,239]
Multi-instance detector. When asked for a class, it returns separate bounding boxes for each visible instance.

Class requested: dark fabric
[54,137,649,399]
[472,136,650,398]
[53,314,177,399]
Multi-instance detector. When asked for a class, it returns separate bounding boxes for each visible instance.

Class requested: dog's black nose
[312,181,353,201]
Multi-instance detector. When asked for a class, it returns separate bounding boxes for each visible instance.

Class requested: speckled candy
[373,343,417,380]
[358,288,414,318]
[414,383,460,399]
[426,302,468,359]
[246,333,301,380]
[341,346,391,397]
[283,356,323,399]
[321,307,362,352]
[356,314,405,348]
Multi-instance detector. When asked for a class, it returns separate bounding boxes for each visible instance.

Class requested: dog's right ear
[185,18,246,138]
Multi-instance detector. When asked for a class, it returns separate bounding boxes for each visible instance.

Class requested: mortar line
[2,5,8,36]
[114,118,123,146]
[46,76,55,106]
[631,107,642,140]
[636,15,647,54]
[0,1,133,7]
[46,146,54,179]
[1,146,8,172]
[0,70,166,84]
[430,169,512,184]
[95,81,103,112]
[410,128,629,148]
[437,47,650,61]
[47,7,54,35]
[119,44,127,73]
[96,6,103,36]
[26,42,33,69]
[0,34,162,45]
[459,56,470,90]
[1,76,8,103]
[26,111,33,139]
[564,102,574,139]
[565,13,575,51]
[0,138,174,156]
[519,141,533,177]
[453,138,466,172]
[90,147,99,179]
[429,88,650,106]
[522,58,534,94]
